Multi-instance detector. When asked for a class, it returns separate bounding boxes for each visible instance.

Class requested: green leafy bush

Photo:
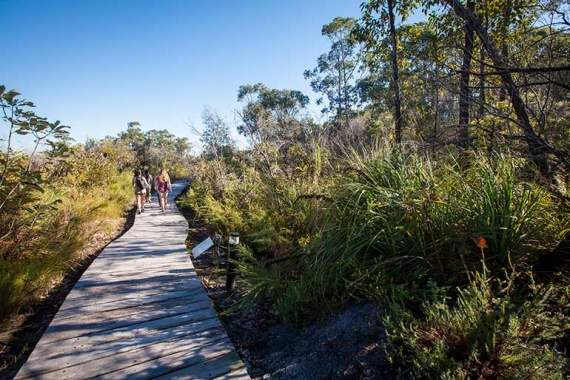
[179,152,326,260]
[382,271,568,379]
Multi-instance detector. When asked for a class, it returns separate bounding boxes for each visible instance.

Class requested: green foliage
[1,87,71,260]
[0,259,51,319]
[232,246,287,308]
[113,123,193,176]
[382,271,568,379]
[461,157,554,266]
[304,17,362,124]
[179,150,326,260]
[0,169,133,320]
[241,144,568,327]
[325,146,562,290]
[0,89,139,320]
[236,83,310,149]
[0,86,70,224]
[199,107,236,159]
[276,275,345,326]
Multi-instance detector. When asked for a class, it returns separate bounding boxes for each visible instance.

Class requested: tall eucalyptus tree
[304,17,363,129]
[358,0,418,143]
[118,123,145,154]
[236,83,309,147]
[199,107,235,160]
[236,83,311,177]
[115,124,192,174]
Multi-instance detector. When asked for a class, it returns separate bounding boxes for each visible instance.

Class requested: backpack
[135,177,145,192]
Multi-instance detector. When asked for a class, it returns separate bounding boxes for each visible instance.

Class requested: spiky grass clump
[254,145,568,326]
[0,172,132,320]
[301,147,565,301]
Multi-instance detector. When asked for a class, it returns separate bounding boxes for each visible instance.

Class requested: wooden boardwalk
[15,181,250,380]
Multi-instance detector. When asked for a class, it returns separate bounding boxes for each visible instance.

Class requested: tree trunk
[458,0,475,146]
[478,45,486,120]
[387,0,403,143]
[344,66,350,130]
[336,62,343,128]
[499,0,511,102]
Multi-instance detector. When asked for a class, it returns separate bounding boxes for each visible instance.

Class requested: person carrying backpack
[154,167,172,213]
[132,169,150,214]
[144,169,153,203]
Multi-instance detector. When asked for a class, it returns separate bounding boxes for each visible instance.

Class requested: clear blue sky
[1,0,363,152]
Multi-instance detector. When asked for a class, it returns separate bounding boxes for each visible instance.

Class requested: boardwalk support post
[225,232,239,293]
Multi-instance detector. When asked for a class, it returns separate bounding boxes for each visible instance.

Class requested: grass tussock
[0,172,133,321]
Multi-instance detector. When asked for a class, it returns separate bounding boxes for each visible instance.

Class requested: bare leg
[160,192,167,212]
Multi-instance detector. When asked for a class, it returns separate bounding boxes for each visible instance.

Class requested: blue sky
[1,0,363,152]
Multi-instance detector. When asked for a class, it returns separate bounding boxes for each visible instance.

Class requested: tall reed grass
[245,144,568,325]
[0,172,133,321]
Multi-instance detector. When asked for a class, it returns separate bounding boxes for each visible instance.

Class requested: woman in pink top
[154,168,172,213]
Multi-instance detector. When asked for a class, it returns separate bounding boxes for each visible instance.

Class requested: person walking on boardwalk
[154,167,172,213]
[144,169,153,203]
[132,169,150,214]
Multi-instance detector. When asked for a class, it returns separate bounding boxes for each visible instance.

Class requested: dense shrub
[382,271,568,379]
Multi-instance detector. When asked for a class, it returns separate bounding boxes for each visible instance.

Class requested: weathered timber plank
[66,276,202,298]
[56,281,207,313]
[80,257,194,272]
[41,296,214,343]
[50,337,235,380]
[55,288,209,317]
[85,260,193,273]
[15,323,227,379]
[86,246,191,257]
[40,303,218,347]
[152,351,249,380]
[70,273,201,291]
[86,253,191,264]
[77,265,194,280]
[119,231,189,240]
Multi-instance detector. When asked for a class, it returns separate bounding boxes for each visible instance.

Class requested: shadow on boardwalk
[11,180,250,380]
